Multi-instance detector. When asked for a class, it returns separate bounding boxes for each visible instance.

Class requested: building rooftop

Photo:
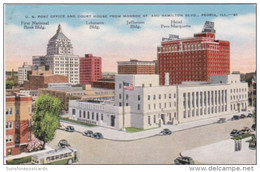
[49,24,70,41]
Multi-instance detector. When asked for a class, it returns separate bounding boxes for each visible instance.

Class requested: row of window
[6,107,31,115]
[6,120,32,130]
[148,102,176,110]
[72,109,104,121]
[6,132,31,143]
[184,105,228,118]
[183,90,228,108]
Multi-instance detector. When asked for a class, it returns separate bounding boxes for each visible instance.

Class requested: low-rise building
[69,74,248,130]
[6,93,33,156]
[117,59,156,74]
[69,100,130,129]
[39,83,114,111]
[18,62,32,84]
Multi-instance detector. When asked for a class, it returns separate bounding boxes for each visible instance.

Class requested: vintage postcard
[3,2,257,169]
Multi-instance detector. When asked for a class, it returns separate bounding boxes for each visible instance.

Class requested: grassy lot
[60,118,96,127]
[6,156,32,165]
[125,127,159,133]
[232,133,255,140]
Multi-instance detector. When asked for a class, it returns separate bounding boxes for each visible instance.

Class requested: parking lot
[48,117,255,164]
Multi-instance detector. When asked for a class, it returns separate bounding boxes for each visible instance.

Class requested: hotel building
[158,21,230,85]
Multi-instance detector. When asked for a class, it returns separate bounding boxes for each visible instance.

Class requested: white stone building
[69,100,131,130]
[33,24,79,84]
[18,62,32,84]
[69,74,248,130]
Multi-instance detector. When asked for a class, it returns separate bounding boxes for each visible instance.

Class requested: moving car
[251,124,256,131]
[58,139,70,148]
[93,132,104,139]
[247,113,253,118]
[249,138,256,150]
[230,129,238,136]
[217,118,226,124]
[241,127,251,134]
[174,156,195,165]
[231,115,240,120]
[160,128,172,136]
[65,126,75,132]
[240,114,246,119]
[82,130,94,137]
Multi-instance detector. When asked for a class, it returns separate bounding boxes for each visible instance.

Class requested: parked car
[251,124,256,131]
[159,128,172,136]
[217,118,226,124]
[231,115,240,120]
[58,139,70,148]
[241,127,251,134]
[65,126,75,132]
[230,129,238,136]
[240,114,246,119]
[247,113,253,118]
[249,138,256,150]
[93,132,104,139]
[83,130,94,137]
[174,156,194,165]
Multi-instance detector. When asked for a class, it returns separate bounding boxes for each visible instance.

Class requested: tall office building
[33,24,80,84]
[158,21,230,85]
[80,54,102,85]
[18,62,32,84]
[117,59,156,74]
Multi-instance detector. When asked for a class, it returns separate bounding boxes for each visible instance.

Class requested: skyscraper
[33,24,80,84]
[157,21,230,85]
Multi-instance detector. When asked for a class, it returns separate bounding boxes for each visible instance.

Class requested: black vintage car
[65,126,75,132]
[231,115,240,120]
[174,156,195,165]
[159,128,172,136]
[58,139,70,148]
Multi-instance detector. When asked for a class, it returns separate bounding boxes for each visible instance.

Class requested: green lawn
[60,118,96,127]
[125,127,159,133]
[232,133,255,140]
[6,156,32,165]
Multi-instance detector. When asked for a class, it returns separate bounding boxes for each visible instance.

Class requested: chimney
[165,73,169,86]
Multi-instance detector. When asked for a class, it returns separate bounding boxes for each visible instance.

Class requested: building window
[148,116,151,125]
[6,122,13,129]
[119,84,122,89]
[79,110,82,118]
[169,94,171,99]
[6,135,13,143]
[119,94,121,99]
[72,109,76,115]
[148,95,150,100]
[83,111,86,118]
[148,104,151,110]
[87,112,90,119]
[119,102,122,106]
[126,103,128,106]
[138,104,140,110]
[96,113,99,121]
[6,107,13,115]
[28,120,31,127]
[101,114,103,121]
[159,94,161,99]
[138,95,141,101]
[92,112,94,120]
[183,111,186,118]
[153,95,156,100]
[15,121,19,129]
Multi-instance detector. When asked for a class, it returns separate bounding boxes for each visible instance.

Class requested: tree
[6,79,15,89]
[33,94,63,148]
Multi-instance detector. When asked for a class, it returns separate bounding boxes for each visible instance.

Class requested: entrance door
[161,114,165,125]
[111,115,115,127]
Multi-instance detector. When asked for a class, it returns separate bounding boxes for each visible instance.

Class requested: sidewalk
[5,145,53,161]
[60,110,253,141]
[181,138,256,164]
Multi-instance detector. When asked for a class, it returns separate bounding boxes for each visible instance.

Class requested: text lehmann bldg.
[69,74,248,130]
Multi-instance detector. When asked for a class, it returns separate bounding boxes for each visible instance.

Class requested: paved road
[60,110,253,141]
[48,118,254,164]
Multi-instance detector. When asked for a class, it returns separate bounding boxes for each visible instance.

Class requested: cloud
[5,13,256,74]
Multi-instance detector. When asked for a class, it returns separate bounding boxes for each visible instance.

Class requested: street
[48,118,254,164]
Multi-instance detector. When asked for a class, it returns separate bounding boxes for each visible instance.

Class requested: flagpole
[122,81,125,130]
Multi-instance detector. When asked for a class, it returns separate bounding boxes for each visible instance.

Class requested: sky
[4,4,256,73]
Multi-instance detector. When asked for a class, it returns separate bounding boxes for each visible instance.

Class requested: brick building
[158,21,230,85]
[92,79,115,89]
[6,94,32,156]
[80,54,102,85]
[117,59,156,74]
[24,74,68,90]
